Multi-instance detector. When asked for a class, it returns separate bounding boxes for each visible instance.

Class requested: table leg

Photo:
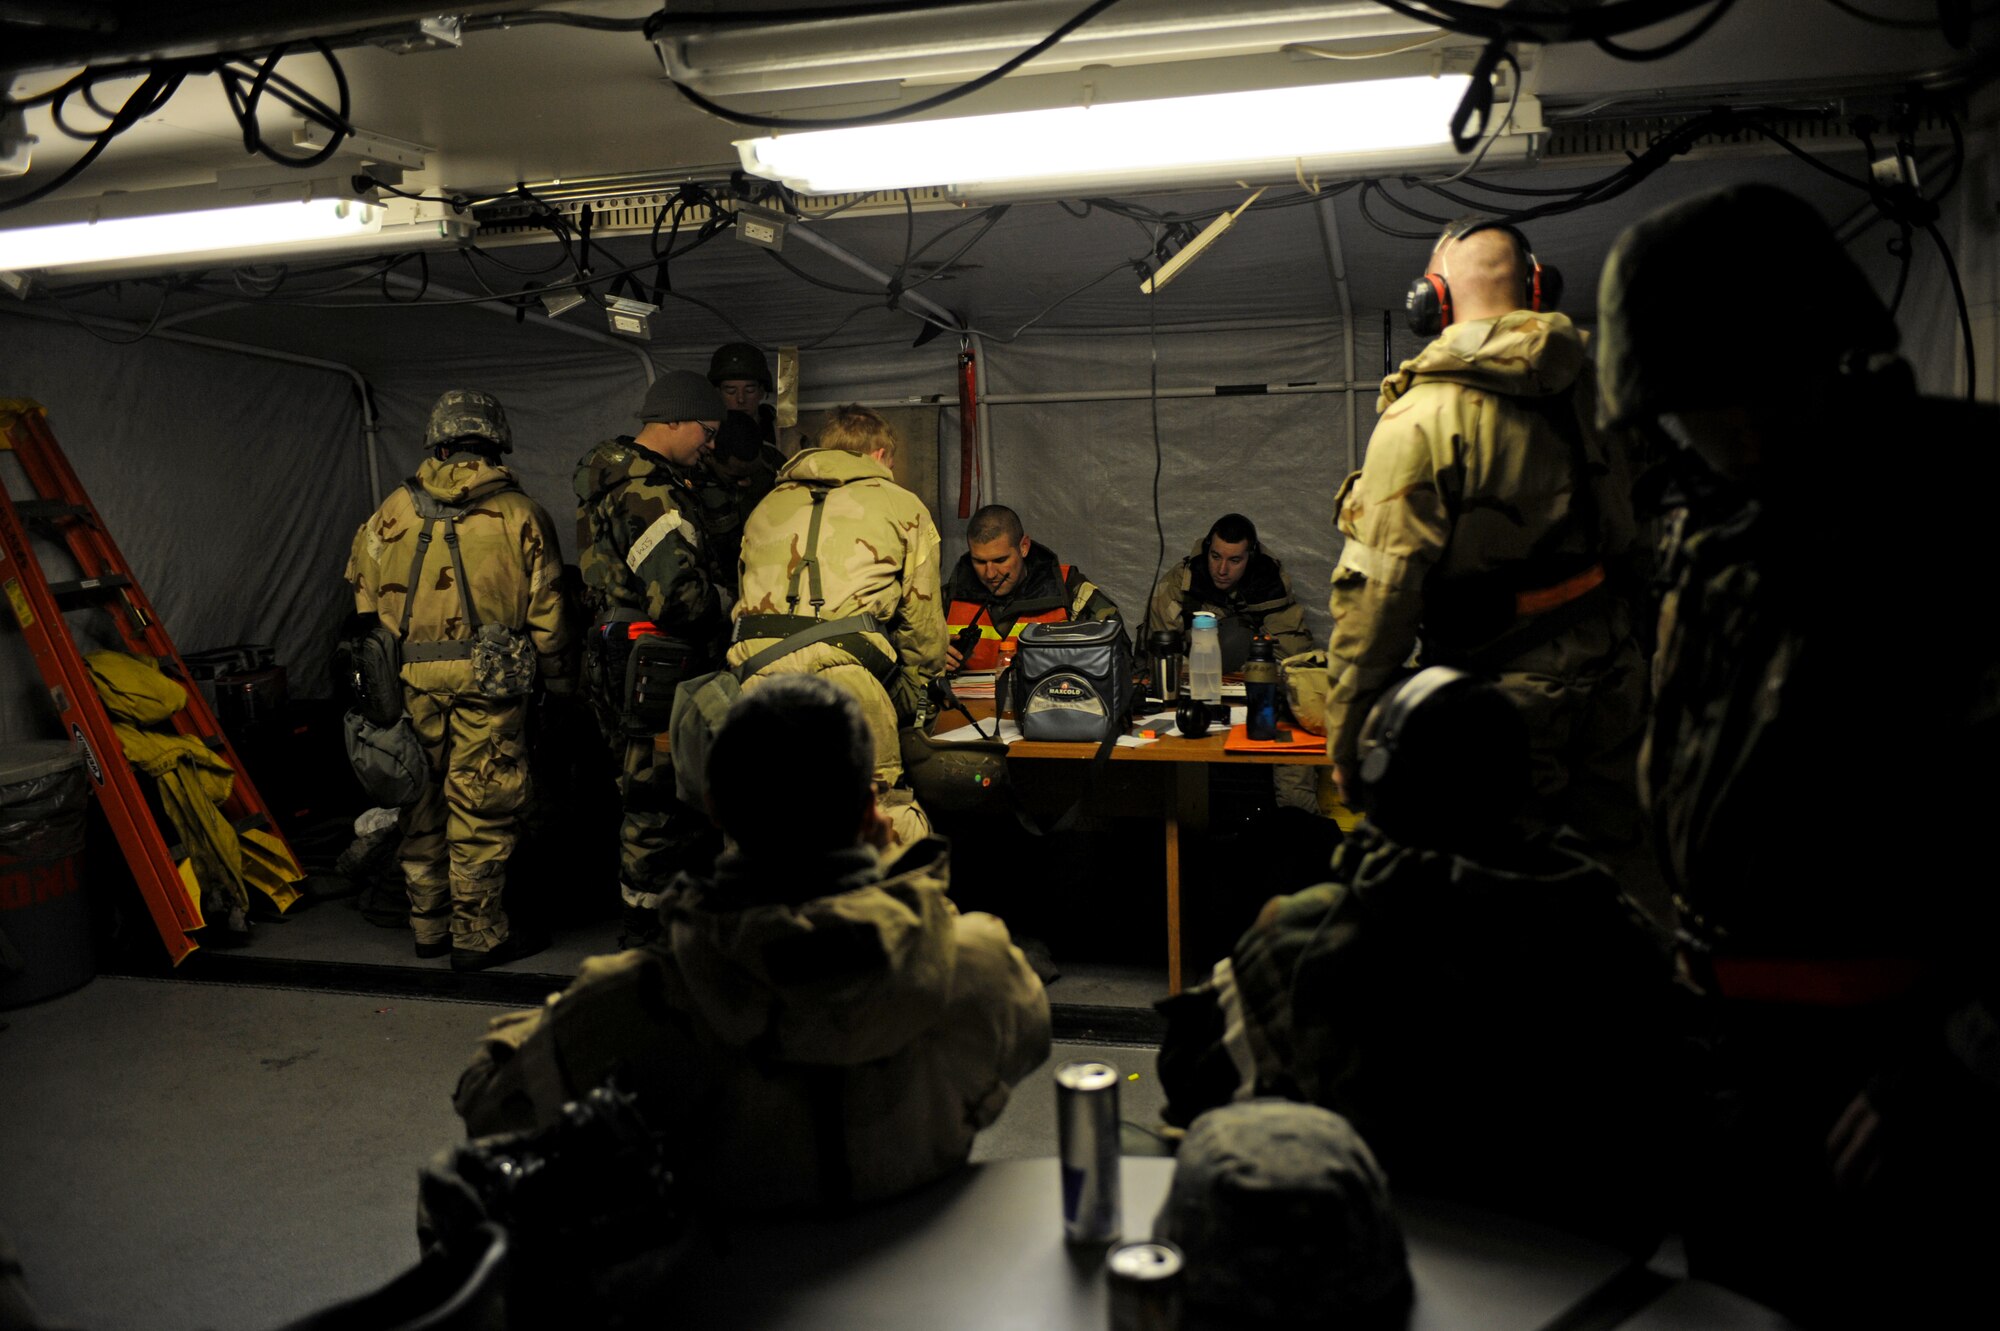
[1165,763,1210,994]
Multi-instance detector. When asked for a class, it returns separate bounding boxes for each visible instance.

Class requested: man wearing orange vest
[942,504,1122,673]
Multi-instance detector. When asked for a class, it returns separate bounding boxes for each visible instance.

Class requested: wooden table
[943,699,1329,993]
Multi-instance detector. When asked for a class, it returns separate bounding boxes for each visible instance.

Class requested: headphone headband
[1405,221,1564,338]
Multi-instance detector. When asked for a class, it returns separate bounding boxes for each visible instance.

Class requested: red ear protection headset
[1404,221,1564,337]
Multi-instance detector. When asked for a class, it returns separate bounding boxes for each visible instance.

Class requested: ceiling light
[0,190,381,273]
[738,74,1487,196]
[658,1,1438,98]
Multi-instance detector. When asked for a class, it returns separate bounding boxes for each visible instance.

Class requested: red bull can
[1107,1240,1184,1331]
[1056,1059,1121,1244]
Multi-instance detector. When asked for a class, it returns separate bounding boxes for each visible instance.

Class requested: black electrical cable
[1371,0,1721,43]
[663,0,1122,130]
[1368,182,1455,228]
[1886,225,1916,318]
[1816,0,1950,27]
[1923,219,1977,398]
[380,252,430,303]
[1146,232,1166,618]
[0,69,182,212]
[43,280,180,345]
[1356,184,1440,240]
[1593,0,1739,61]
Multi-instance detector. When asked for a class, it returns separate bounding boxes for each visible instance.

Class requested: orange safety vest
[946,564,1074,672]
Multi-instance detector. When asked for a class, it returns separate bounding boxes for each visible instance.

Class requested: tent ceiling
[1,1,1988,367]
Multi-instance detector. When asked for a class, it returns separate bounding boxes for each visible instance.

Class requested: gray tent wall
[3,142,1992,751]
[0,316,368,744]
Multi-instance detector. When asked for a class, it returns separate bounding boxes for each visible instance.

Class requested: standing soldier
[729,404,945,850]
[1326,218,1647,878]
[697,342,787,593]
[1598,183,2000,1328]
[346,389,572,971]
[574,369,728,942]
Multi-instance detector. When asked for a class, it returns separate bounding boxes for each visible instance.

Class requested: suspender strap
[785,485,831,614]
[734,612,897,683]
[436,517,482,633]
[397,481,486,661]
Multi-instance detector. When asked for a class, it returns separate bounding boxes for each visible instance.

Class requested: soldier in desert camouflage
[346,389,573,971]
[573,369,729,941]
[1326,219,1648,879]
[728,403,946,850]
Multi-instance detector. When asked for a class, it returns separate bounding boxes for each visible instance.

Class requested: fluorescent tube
[739,75,1476,194]
[0,197,381,271]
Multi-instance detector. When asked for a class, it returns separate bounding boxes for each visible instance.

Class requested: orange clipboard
[1222,723,1324,754]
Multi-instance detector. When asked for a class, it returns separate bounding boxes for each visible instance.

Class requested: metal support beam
[1314,194,1360,477]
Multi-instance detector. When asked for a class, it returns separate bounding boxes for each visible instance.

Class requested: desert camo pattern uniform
[727,447,946,849]
[347,447,572,952]
[1327,309,1646,848]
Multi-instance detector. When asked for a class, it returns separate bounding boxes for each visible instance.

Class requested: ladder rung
[14,499,91,522]
[49,574,132,602]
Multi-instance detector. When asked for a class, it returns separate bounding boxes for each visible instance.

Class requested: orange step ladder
[0,397,302,964]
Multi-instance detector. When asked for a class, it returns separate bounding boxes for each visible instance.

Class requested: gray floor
[0,973,1164,1331]
[237,885,1174,1010]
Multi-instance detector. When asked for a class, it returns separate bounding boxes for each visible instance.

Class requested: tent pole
[0,304,384,502]
[968,332,996,505]
[1314,195,1359,477]
[799,380,1370,411]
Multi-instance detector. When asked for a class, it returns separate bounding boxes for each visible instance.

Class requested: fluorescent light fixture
[659,1,1439,98]
[0,197,381,272]
[739,74,1476,195]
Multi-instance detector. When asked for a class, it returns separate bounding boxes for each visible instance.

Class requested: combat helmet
[707,342,772,391]
[1153,1100,1413,1327]
[424,389,512,453]
[1597,184,1901,429]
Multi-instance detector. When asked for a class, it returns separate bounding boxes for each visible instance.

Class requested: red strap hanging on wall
[957,346,979,518]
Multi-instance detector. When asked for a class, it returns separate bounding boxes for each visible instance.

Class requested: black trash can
[0,741,93,1008]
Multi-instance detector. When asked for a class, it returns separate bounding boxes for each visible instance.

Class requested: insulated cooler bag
[1010,620,1133,742]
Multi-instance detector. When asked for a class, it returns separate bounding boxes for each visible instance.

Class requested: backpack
[340,479,523,806]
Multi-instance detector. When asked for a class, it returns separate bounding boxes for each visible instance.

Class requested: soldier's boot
[408,867,452,957]
[449,867,546,972]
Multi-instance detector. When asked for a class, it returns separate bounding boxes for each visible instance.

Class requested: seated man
[1143,512,1314,673]
[943,504,1122,673]
[1155,667,1681,1242]
[452,674,1052,1213]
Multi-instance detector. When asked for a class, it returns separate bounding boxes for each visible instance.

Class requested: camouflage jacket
[572,436,724,644]
[1161,823,1676,1230]
[346,455,573,692]
[452,838,1051,1211]
[1326,310,1639,765]
[1646,404,2000,961]
[1144,537,1313,668]
[727,448,946,718]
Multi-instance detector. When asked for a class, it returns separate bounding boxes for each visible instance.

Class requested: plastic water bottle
[1187,611,1223,704]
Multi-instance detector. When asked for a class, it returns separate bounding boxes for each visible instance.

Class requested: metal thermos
[1243,636,1282,741]
[1107,1240,1184,1331]
[1056,1060,1122,1245]
[1147,630,1182,701]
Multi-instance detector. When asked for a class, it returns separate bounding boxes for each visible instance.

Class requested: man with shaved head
[1325,219,1649,892]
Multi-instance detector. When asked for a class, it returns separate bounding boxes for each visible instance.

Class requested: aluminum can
[1056,1059,1121,1244]
[1106,1240,1184,1331]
